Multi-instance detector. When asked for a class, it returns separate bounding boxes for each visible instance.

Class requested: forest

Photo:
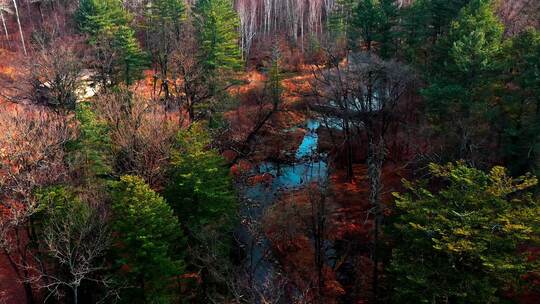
[0,0,539,303]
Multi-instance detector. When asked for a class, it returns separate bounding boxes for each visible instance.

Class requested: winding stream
[237,119,329,292]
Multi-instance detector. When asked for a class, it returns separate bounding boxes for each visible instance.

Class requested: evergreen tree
[267,46,283,109]
[401,0,471,67]
[76,0,129,34]
[165,123,237,301]
[110,175,185,303]
[194,0,242,72]
[76,0,147,86]
[165,123,236,231]
[422,0,503,161]
[67,102,112,184]
[496,29,540,178]
[350,0,398,57]
[390,162,540,303]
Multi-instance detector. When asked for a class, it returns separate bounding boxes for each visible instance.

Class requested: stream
[237,119,329,294]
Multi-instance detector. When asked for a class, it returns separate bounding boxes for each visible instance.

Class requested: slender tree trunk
[1,9,9,46]
[367,133,385,304]
[343,117,354,181]
[73,286,78,304]
[12,0,27,55]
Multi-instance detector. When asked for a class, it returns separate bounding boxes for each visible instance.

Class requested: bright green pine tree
[165,123,236,231]
[66,102,112,184]
[390,162,540,303]
[350,0,398,58]
[76,0,147,85]
[422,0,504,161]
[76,0,129,34]
[496,29,540,178]
[110,175,185,303]
[194,0,242,73]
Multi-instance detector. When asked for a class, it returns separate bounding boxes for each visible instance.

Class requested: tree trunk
[343,118,354,181]
[367,134,385,304]
[12,0,27,55]
[73,286,78,304]
[1,9,9,47]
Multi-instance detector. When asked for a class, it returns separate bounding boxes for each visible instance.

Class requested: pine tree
[390,162,540,303]
[195,0,242,72]
[66,102,112,184]
[110,175,185,303]
[165,123,236,231]
[345,0,398,58]
[76,0,147,86]
[496,29,540,178]
[422,0,503,161]
[401,0,471,67]
[164,123,237,301]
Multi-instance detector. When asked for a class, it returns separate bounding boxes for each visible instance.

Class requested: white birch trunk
[12,0,26,55]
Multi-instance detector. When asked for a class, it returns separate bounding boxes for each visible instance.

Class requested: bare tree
[311,51,414,300]
[27,34,83,111]
[0,106,74,303]
[27,191,111,304]
[93,89,179,187]
[170,16,211,122]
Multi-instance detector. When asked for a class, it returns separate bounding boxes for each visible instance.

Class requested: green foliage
[422,0,503,160]
[390,162,540,303]
[165,123,236,230]
[350,0,398,58]
[165,123,236,301]
[401,0,471,66]
[195,0,242,72]
[67,102,112,183]
[110,175,185,303]
[495,29,540,177]
[146,0,185,32]
[76,0,148,85]
[76,0,130,34]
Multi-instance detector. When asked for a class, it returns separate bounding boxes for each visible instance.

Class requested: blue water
[296,120,321,159]
[237,119,329,295]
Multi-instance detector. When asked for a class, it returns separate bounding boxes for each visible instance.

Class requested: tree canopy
[390,162,540,303]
